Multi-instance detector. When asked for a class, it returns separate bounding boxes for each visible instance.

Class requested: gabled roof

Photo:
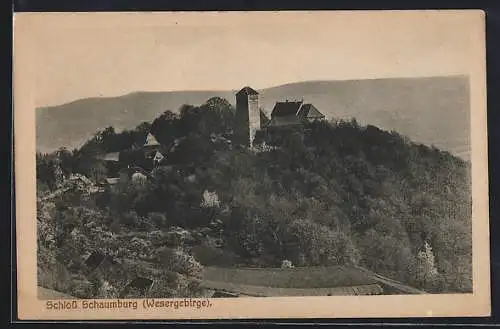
[270,101,303,117]
[85,251,105,270]
[236,86,259,96]
[296,104,325,119]
[143,133,160,147]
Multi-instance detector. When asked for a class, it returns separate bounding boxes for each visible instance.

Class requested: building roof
[296,104,325,119]
[270,101,304,117]
[129,166,153,179]
[85,251,105,270]
[236,86,259,96]
[143,133,160,148]
[68,173,93,185]
[153,151,165,162]
[96,152,120,162]
[105,177,120,185]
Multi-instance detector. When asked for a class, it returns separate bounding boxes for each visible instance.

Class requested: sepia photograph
[14,10,489,319]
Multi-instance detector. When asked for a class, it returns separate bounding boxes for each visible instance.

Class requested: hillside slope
[36,100,473,296]
[36,76,470,159]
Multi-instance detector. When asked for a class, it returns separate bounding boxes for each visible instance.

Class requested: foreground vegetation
[36,97,472,296]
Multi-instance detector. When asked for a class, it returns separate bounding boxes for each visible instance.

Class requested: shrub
[97,280,120,298]
[37,247,73,293]
[415,240,439,288]
[200,190,220,208]
[285,219,352,266]
[149,212,168,228]
[68,278,95,298]
[146,271,203,298]
[121,211,141,228]
[37,109,473,294]
[130,236,153,259]
[155,247,203,279]
[191,243,240,267]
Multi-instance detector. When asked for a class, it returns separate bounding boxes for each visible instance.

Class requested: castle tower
[235,86,260,147]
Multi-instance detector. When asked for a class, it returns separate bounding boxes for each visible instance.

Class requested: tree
[203,97,235,132]
[203,97,233,113]
[36,153,57,191]
[87,161,108,182]
[101,126,116,141]
[136,121,152,135]
[39,102,473,295]
[151,111,180,146]
[285,219,351,266]
[56,148,76,177]
[155,247,203,279]
[416,240,439,287]
[149,212,168,228]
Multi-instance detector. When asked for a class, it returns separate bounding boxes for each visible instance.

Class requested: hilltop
[36,76,470,159]
[36,98,472,298]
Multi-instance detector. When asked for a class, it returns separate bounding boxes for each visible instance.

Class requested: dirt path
[353,266,426,294]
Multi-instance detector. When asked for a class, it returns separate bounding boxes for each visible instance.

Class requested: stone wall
[247,94,261,147]
[236,92,261,147]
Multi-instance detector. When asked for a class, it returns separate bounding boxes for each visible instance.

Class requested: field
[202,266,378,289]
[200,280,383,297]
[201,266,425,296]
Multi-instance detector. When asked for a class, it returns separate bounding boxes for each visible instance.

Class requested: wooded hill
[36,96,472,296]
[36,76,470,160]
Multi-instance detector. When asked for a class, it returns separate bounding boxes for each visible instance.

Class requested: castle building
[270,100,325,126]
[235,86,261,147]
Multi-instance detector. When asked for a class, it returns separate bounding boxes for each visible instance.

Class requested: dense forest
[36,96,472,298]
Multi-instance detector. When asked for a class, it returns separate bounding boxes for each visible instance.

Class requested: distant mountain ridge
[36,76,470,159]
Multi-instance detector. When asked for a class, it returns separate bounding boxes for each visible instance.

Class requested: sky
[19,11,483,107]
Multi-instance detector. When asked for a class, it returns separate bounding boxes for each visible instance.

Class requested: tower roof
[143,132,160,147]
[236,86,259,96]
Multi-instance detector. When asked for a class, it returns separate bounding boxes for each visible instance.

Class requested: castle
[235,86,261,148]
[235,86,325,147]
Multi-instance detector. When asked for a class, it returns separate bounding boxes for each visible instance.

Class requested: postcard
[13,10,490,320]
